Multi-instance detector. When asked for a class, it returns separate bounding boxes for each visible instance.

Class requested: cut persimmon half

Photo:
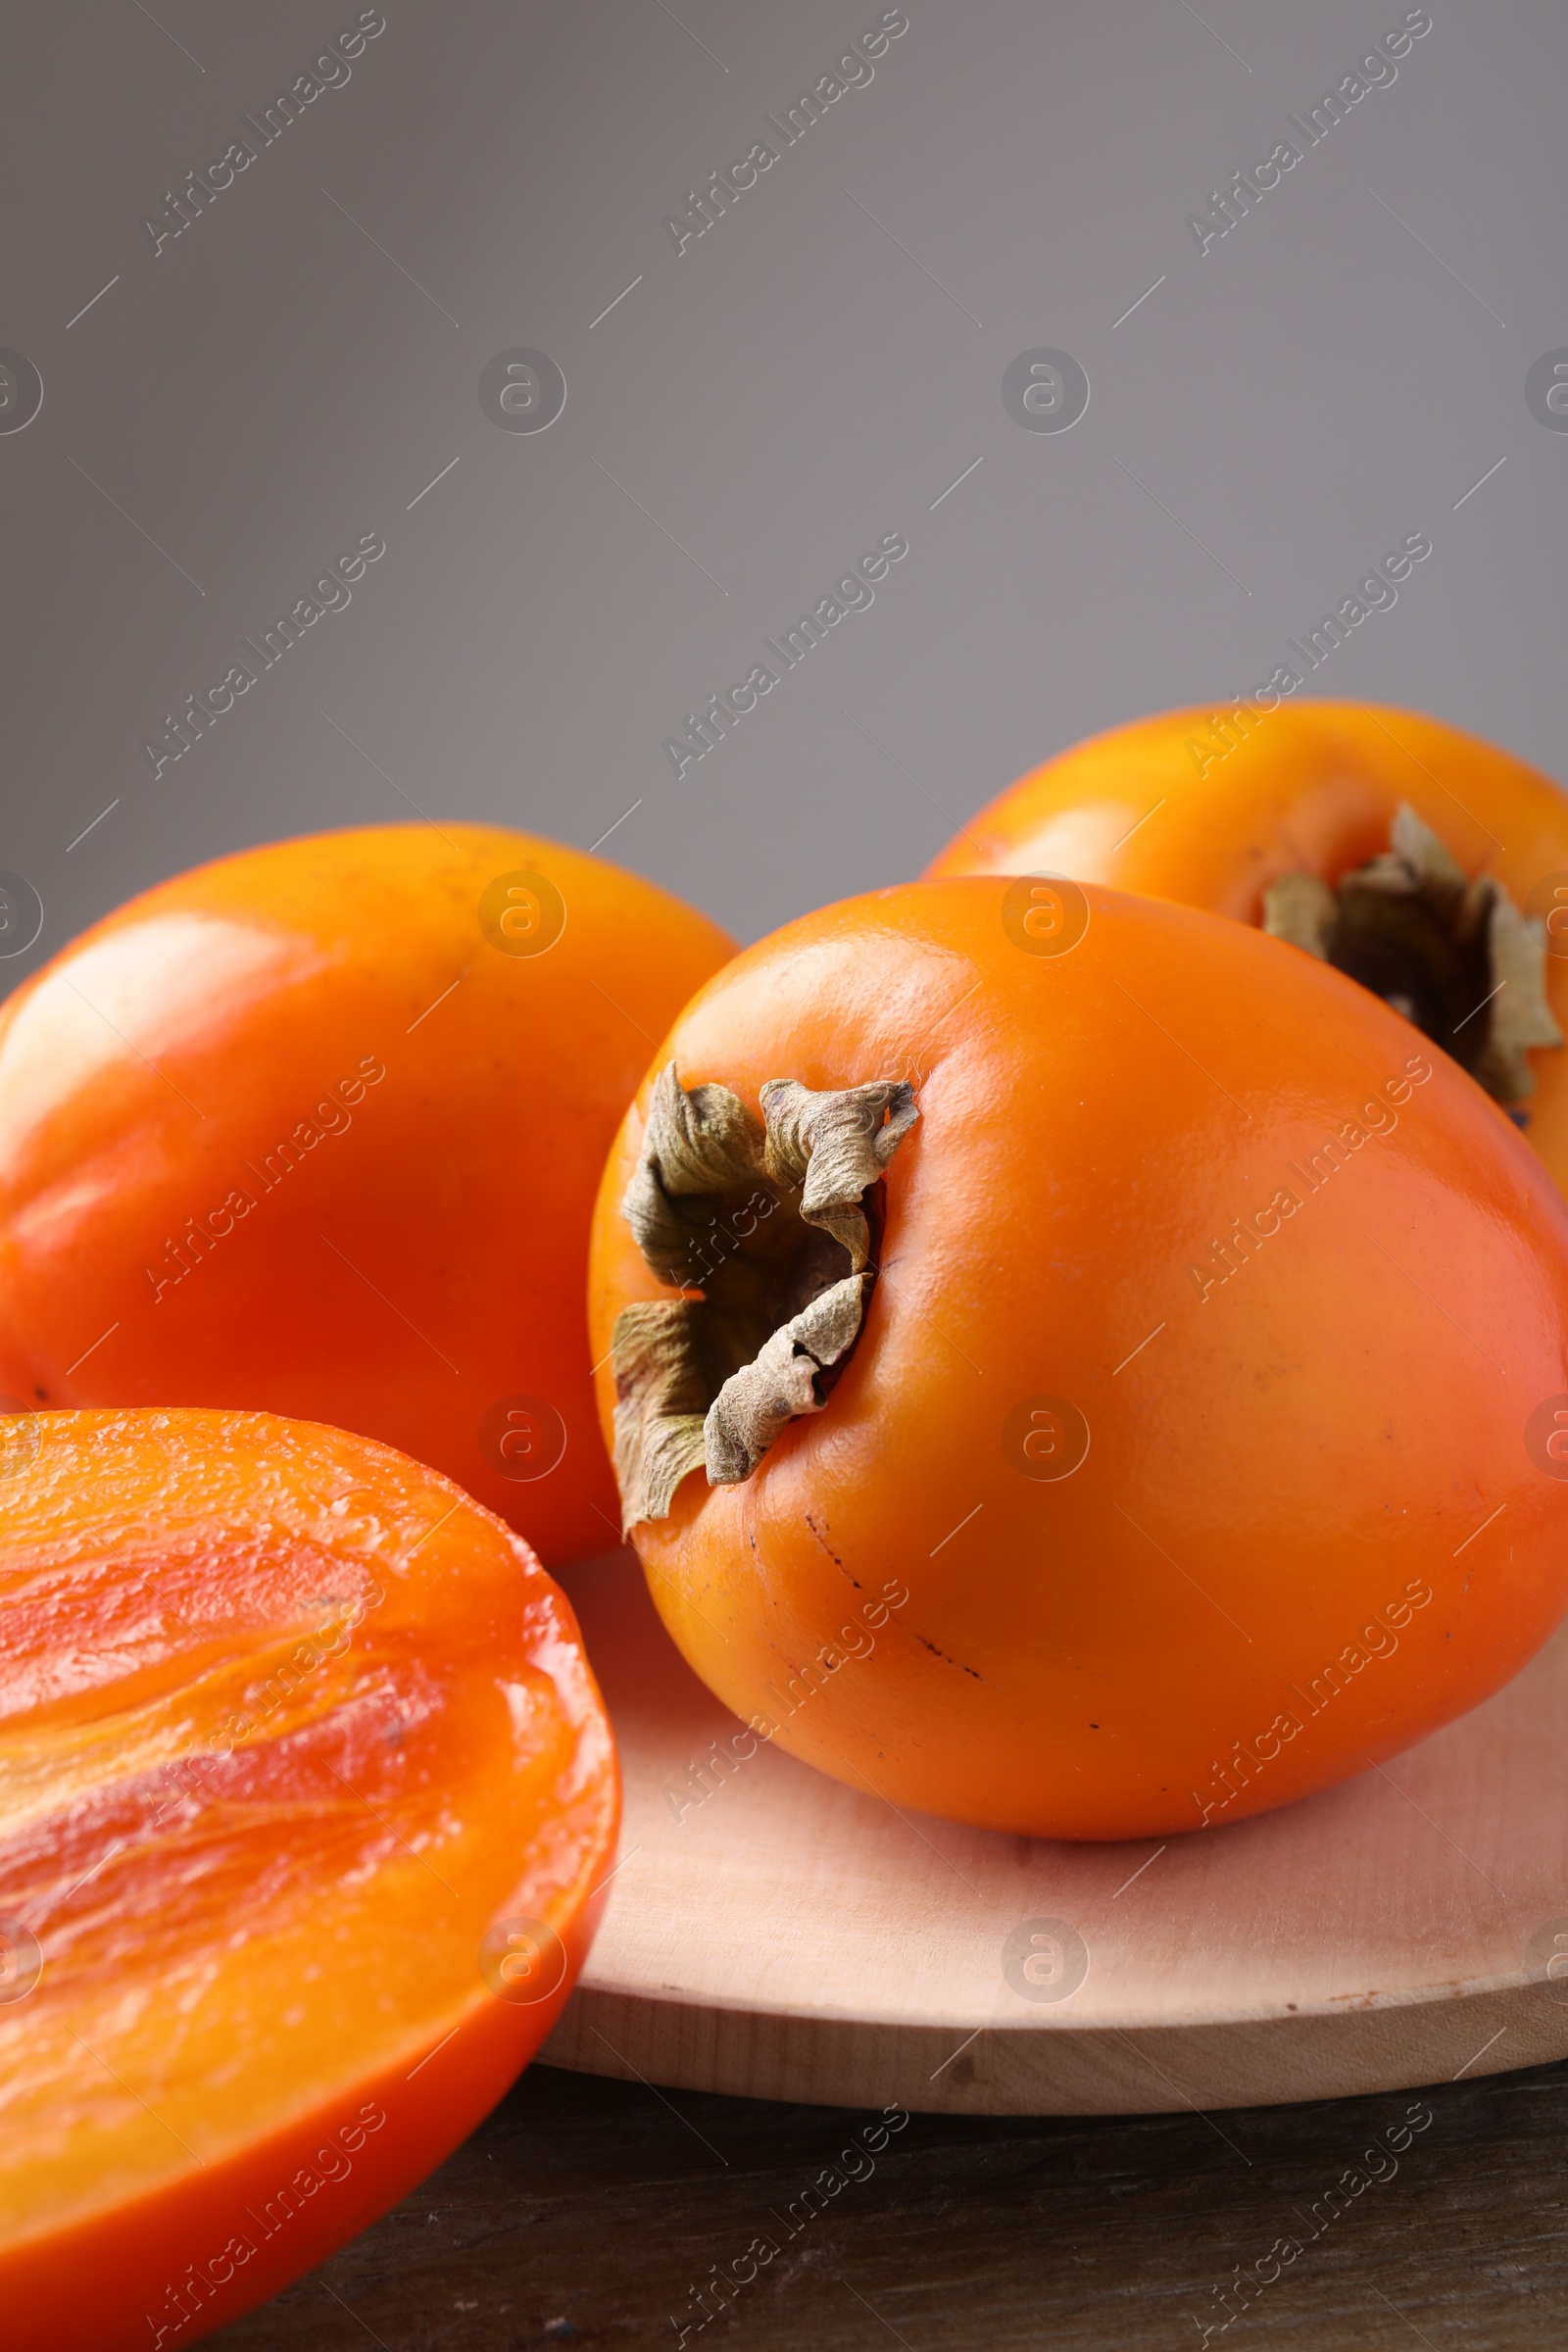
[0,1407,618,2351]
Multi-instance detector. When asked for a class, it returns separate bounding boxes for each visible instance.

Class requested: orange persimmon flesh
[0,1408,617,2351]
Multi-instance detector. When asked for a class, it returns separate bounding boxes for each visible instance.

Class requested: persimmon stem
[611,1065,917,1530]
[1263,805,1561,1105]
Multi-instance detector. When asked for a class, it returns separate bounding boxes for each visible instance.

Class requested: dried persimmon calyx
[611,1064,917,1529]
[704,1271,868,1487]
[608,1298,712,1532]
[1262,802,1562,1102]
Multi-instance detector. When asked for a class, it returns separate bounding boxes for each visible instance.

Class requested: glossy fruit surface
[925,702,1568,1176]
[0,826,734,1563]
[0,1406,617,2351]
[590,877,1568,1840]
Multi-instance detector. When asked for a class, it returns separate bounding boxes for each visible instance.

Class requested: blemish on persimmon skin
[804,1510,867,1592]
[804,1511,845,1568]
[906,1630,986,1686]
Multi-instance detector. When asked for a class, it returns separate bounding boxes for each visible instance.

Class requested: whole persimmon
[925,702,1568,1178]
[0,1405,617,2352]
[589,877,1568,1840]
[0,826,733,1563]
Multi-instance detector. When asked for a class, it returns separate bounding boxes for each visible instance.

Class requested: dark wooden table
[212,2054,1568,2349]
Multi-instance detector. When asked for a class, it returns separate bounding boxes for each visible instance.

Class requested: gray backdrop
[3,0,1564,983]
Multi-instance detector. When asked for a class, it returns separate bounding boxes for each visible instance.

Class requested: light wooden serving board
[542,1550,1568,2116]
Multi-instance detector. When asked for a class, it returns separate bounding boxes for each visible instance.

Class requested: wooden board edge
[541,1982,1568,2117]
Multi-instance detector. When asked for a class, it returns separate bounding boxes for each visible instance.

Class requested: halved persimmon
[589,877,1568,1840]
[0,1407,617,2351]
[925,702,1568,1180]
[0,825,735,1564]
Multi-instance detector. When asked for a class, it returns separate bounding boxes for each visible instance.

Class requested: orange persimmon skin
[589,879,1568,1841]
[925,702,1568,1182]
[0,825,734,1565]
[0,1406,618,2352]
